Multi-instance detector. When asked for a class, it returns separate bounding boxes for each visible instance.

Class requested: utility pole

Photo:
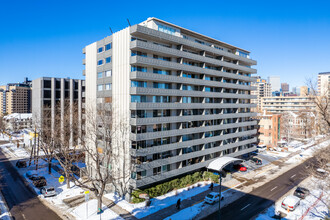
[29,127,36,166]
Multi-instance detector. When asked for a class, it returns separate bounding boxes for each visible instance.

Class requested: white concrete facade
[83,17,258,190]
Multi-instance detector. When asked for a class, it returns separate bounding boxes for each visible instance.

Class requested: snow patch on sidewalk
[105,181,212,219]
[70,199,123,220]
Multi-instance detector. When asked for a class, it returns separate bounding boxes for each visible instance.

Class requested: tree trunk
[97,195,102,212]
[48,159,52,174]
[66,171,70,189]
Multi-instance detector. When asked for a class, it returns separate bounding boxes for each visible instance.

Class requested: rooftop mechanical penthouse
[83,17,258,190]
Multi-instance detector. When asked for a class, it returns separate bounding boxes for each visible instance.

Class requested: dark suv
[251,158,262,165]
[16,160,27,168]
[33,176,47,188]
[294,187,310,199]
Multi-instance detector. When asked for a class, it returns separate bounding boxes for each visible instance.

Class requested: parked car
[281,195,300,211]
[233,164,247,172]
[26,171,38,180]
[40,186,56,197]
[16,160,27,168]
[33,176,47,188]
[294,187,310,199]
[204,192,224,204]
[250,158,262,165]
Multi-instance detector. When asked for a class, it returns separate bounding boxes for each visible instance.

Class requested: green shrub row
[131,171,219,203]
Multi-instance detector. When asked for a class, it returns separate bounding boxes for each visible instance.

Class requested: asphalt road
[0,147,61,220]
[204,157,313,220]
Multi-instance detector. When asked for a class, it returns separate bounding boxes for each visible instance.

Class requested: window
[97,85,103,91]
[238,50,248,58]
[105,83,111,90]
[105,57,111,63]
[153,68,170,75]
[131,66,147,72]
[131,51,147,57]
[152,96,170,103]
[97,60,103,66]
[105,43,111,51]
[158,24,176,35]
[131,95,146,103]
[97,72,103,79]
[131,81,147,88]
[105,70,112,77]
[153,82,171,89]
[98,47,103,53]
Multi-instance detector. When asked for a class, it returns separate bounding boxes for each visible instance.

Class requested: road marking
[22,214,27,220]
[271,186,278,191]
[291,174,296,178]
[240,204,251,211]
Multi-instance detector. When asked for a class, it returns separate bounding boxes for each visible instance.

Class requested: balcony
[130,25,257,66]
[130,40,257,74]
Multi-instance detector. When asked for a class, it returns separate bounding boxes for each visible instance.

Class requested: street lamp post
[218,173,222,220]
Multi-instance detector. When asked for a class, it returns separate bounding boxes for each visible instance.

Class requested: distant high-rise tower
[251,76,271,112]
[281,83,289,93]
[268,76,280,92]
[0,78,32,116]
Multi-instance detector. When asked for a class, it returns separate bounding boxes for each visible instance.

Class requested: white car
[40,186,57,197]
[204,192,224,204]
[281,195,300,211]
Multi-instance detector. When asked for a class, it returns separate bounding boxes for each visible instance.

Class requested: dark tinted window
[43,80,51,88]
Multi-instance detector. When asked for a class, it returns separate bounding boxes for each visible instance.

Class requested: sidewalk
[102,196,138,220]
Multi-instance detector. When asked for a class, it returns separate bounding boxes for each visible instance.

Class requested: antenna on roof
[127,19,131,27]
[109,27,113,34]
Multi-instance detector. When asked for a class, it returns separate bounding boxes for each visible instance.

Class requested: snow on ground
[0,192,11,220]
[163,201,205,220]
[0,139,122,220]
[255,179,329,220]
[105,181,212,219]
[71,199,123,220]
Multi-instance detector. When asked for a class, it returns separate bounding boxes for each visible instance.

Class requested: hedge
[131,171,219,203]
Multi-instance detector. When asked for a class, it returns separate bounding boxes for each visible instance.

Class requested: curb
[0,190,13,220]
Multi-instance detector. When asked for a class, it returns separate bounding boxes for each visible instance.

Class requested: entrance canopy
[207,156,243,172]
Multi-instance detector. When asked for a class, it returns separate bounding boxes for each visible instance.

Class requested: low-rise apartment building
[256,111,280,148]
[3,113,32,131]
[261,96,315,113]
[83,17,258,191]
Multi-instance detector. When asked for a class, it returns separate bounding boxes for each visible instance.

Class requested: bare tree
[0,116,5,138]
[71,103,131,212]
[280,112,294,142]
[296,109,316,139]
[51,100,81,188]
[305,144,330,214]
[306,78,330,134]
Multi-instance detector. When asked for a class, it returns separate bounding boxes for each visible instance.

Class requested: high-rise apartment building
[268,76,280,92]
[261,96,315,113]
[0,78,32,117]
[32,77,85,139]
[83,17,258,190]
[318,72,330,97]
[251,77,271,112]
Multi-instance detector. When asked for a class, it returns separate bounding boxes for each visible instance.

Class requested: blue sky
[0,0,329,89]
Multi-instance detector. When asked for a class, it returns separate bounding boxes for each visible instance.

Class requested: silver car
[40,186,56,197]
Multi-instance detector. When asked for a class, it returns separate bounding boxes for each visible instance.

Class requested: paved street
[204,157,313,220]
[0,145,61,220]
